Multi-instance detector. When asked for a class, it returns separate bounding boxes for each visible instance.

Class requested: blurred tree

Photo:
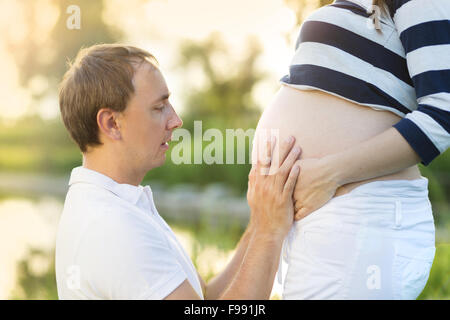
[5,0,121,109]
[10,248,58,300]
[177,33,264,130]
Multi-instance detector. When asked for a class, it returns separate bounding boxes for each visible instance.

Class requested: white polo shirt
[55,166,203,299]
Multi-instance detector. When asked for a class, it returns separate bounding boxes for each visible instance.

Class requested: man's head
[59,44,183,172]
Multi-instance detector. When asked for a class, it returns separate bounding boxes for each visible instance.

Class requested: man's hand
[292,157,341,221]
[247,135,301,239]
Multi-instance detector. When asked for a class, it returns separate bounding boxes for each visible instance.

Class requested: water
[0,196,61,299]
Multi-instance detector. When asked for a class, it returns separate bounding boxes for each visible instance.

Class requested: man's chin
[157,156,167,167]
[147,155,166,171]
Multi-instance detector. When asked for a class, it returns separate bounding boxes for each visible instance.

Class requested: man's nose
[167,107,183,130]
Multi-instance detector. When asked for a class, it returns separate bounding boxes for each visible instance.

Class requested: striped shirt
[281,0,450,165]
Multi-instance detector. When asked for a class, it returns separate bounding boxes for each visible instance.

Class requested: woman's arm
[292,127,421,220]
[330,127,421,185]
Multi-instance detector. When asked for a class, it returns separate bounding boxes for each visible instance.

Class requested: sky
[0,0,309,121]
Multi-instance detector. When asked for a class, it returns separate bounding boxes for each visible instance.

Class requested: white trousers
[280,177,436,300]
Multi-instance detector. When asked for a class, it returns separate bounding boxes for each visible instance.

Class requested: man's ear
[96,108,122,142]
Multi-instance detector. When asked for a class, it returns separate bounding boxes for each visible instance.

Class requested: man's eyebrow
[152,92,171,105]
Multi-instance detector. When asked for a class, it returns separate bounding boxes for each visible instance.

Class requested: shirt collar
[68,166,151,205]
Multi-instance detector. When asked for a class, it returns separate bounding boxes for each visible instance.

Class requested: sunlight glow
[0,198,61,299]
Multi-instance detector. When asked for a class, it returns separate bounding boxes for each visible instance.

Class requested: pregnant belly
[255,85,421,197]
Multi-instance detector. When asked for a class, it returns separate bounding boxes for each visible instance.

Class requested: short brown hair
[59,44,158,152]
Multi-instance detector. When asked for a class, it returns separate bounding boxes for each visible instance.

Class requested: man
[55,44,301,299]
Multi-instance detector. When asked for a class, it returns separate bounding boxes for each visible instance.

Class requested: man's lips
[161,136,172,148]
[161,137,171,145]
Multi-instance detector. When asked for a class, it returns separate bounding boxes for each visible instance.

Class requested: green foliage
[419,152,450,229]
[10,248,58,300]
[0,116,82,174]
[145,137,253,194]
[173,217,245,282]
[418,244,450,300]
[177,33,264,130]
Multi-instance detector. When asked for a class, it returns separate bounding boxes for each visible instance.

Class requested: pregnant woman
[254,0,449,299]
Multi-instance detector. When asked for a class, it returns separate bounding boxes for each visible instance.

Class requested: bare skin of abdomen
[255,85,422,197]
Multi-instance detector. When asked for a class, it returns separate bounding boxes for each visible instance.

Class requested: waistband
[332,177,429,201]
[296,177,431,226]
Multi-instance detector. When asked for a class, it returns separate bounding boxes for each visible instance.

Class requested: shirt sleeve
[77,211,188,300]
[391,0,450,165]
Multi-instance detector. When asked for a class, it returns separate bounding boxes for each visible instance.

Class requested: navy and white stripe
[281,0,450,165]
